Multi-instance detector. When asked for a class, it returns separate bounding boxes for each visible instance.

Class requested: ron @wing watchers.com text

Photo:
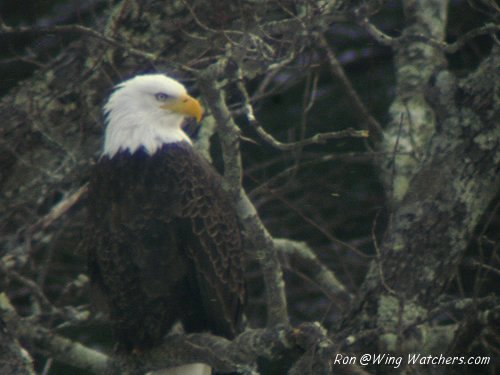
[332,353,491,369]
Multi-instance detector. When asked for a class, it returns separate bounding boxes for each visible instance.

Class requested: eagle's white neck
[103,108,191,157]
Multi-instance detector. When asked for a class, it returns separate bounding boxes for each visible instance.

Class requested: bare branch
[0,22,157,61]
[408,23,500,53]
[255,125,369,151]
[358,15,396,46]
[236,77,368,151]
[31,185,87,231]
[0,299,35,375]
[0,266,54,314]
[0,293,108,374]
[358,15,500,54]
[275,238,352,307]
[198,73,243,194]
[133,322,366,375]
[318,34,384,139]
[198,68,289,327]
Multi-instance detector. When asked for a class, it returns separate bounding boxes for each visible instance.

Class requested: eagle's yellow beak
[160,94,203,123]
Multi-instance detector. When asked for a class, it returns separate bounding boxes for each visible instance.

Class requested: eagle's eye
[155,93,170,102]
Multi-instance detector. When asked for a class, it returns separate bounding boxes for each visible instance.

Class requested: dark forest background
[0,0,498,374]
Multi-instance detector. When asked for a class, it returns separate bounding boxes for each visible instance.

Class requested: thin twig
[318,34,384,139]
[31,185,88,231]
[237,78,368,151]
[0,265,55,313]
[255,124,368,150]
[411,23,500,53]
[357,16,396,46]
[0,22,157,61]
[371,210,396,295]
[358,16,500,54]
[0,293,108,374]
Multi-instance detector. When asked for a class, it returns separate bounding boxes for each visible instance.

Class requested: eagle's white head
[102,74,203,157]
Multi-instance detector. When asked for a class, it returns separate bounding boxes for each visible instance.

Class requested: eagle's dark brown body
[85,142,245,350]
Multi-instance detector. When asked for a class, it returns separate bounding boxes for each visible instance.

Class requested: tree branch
[31,185,88,232]
[236,76,369,151]
[198,69,289,327]
[274,238,352,307]
[197,72,243,195]
[125,322,367,375]
[0,313,35,375]
[342,1,500,360]
[317,34,384,139]
[0,22,158,62]
[358,14,500,54]
[0,293,108,374]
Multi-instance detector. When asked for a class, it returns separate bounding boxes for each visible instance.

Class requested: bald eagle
[84,74,245,373]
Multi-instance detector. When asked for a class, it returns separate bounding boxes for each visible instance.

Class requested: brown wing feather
[84,142,245,350]
[158,143,245,337]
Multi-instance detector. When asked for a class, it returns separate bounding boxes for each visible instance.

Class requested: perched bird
[84,74,245,374]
